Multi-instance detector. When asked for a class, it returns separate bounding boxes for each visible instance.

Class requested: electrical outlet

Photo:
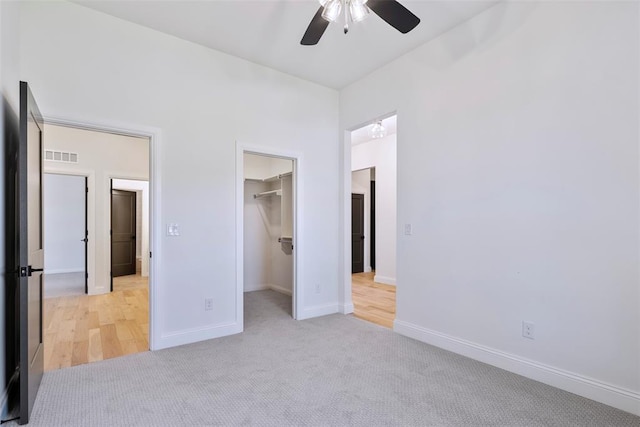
[315,283,321,294]
[404,224,412,235]
[522,321,534,339]
[205,298,213,311]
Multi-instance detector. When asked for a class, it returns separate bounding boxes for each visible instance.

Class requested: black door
[370,181,376,271]
[16,81,45,424]
[83,177,88,293]
[111,189,136,280]
[351,193,365,274]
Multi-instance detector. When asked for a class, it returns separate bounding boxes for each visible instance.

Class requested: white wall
[20,1,340,349]
[0,0,21,416]
[43,124,149,294]
[351,168,371,272]
[352,134,397,284]
[44,173,85,273]
[340,1,640,414]
[112,178,150,277]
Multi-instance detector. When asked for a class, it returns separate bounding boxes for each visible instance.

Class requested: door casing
[235,143,303,325]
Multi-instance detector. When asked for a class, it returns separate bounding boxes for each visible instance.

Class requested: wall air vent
[45,150,79,164]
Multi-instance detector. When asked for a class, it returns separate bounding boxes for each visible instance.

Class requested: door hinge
[149,251,152,258]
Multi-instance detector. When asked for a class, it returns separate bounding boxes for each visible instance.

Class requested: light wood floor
[44,273,149,372]
[352,272,396,328]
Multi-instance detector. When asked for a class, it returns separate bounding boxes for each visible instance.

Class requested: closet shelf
[253,189,282,199]
[278,236,292,243]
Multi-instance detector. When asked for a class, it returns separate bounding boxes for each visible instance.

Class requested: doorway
[347,115,397,328]
[238,149,299,325]
[43,173,88,297]
[111,189,137,279]
[42,123,151,371]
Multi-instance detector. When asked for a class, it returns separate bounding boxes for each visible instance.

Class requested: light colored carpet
[23,290,639,426]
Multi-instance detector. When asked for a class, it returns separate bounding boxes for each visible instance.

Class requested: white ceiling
[73,0,498,89]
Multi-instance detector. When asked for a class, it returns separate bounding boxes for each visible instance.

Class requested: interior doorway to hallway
[42,123,151,371]
[348,115,397,328]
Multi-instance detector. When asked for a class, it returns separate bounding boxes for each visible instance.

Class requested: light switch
[167,223,180,236]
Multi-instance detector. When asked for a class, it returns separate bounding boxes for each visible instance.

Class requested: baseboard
[339,302,354,314]
[268,284,292,296]
[364,266,372,273]
[157,321,242,350]
[394,319,640,416]
[0,369,18,419]
[373,275,396,286]
[45,268,83,275]
[297,303,339,320]
[243,283,269,293]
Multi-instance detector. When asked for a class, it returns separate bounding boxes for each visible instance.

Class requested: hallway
[43,274,149,371]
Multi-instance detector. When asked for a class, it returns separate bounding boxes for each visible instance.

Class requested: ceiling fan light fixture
[349,0,370,23]
[321,0,342,23]
[369,120,387,139]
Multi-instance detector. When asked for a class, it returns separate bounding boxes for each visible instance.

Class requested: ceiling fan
[301,0,420,46]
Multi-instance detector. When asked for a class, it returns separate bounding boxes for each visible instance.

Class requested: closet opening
[242,152,296,320]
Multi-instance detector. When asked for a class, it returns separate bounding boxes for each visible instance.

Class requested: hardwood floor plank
[100,324,123,360]
[87,328,103,363]
[71,340,89,366]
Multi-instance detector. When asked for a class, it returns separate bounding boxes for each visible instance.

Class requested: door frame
[41,171,90,293]
[42,116,161,351]
[109,178,148,290]
[340,111,397,315]
[235,143,303,326]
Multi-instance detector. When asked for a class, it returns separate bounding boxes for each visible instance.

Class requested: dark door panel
[17,81,45,424]
[351,193,365,274]
[111,189,136,278]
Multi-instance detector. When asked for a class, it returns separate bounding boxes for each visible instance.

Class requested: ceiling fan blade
[301,6,330,45]
[367,0,420,34]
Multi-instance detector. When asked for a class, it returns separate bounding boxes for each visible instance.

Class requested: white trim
[43,115,161,352]
[373,275,396,286]
[394,319,640,416]
[236,143,303,327]
[243,284,270,292]
[297,303,339,320]
[44,268,83,275]
[157,322,242,350]
[269,284,292,296]
[339,302,354,314]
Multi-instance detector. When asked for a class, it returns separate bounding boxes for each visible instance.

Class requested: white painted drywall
[112,179,150,277]
[20,1,339,349]
[351,168,371,272]
[0,0,20,414]
[243,154,293,295]
[340,1,640,413]
[43,173,85,273]
[43,124,149,294]
[352,134,397,284]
